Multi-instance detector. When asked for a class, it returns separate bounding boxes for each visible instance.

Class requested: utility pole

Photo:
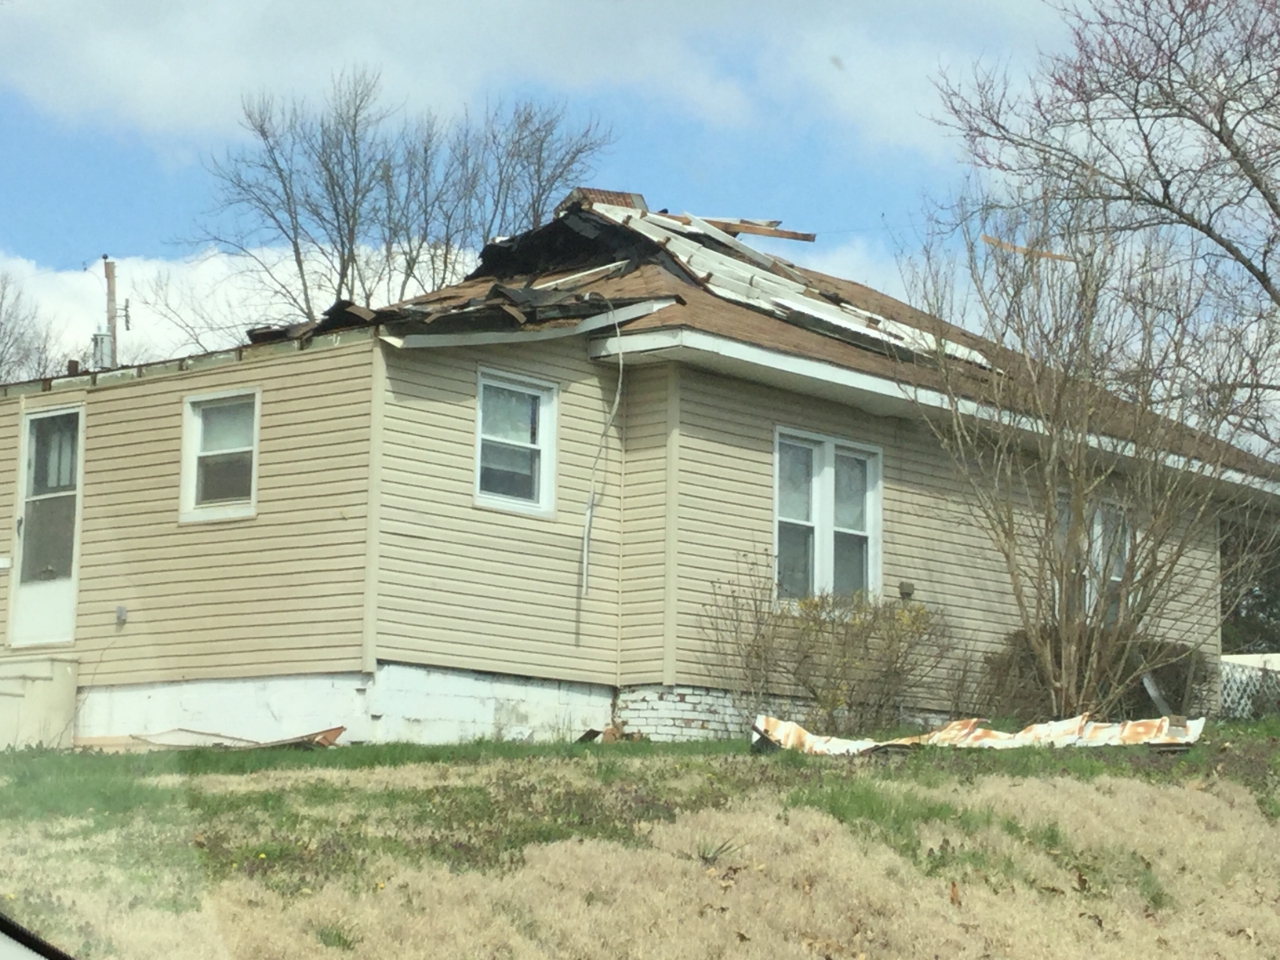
[104,255,118,368]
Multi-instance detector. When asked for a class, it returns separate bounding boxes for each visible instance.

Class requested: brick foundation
[615,684,809,742]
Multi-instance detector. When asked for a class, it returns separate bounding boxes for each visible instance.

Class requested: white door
[10,408,82,646]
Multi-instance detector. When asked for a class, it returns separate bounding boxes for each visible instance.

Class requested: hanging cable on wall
[580,293,624,597]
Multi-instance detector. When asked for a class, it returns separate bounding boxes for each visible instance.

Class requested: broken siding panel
[673,367,1022,687]
[619,364,669,684]
[0,342,374,681]
[376,338,623,686]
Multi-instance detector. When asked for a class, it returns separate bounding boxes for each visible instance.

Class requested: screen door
[11,409,81,646]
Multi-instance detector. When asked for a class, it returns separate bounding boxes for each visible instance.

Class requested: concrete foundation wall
[0,656,77,748]
[75,662,614,747]
[73,666,870,748]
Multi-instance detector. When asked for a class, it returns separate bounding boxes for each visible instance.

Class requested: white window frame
[1056,496,1130,621]
[1092,502,1129,622]
[773,426,883,599]
[179,387,261,524]
[474,368,558,518]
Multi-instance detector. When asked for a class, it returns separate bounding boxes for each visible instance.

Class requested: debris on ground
[752,714,1205,756]
[126,726,346,751]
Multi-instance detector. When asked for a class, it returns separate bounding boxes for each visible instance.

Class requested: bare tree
[137,268,263,355]
[903,193,1280,719]
[938,0,1280,315]
[159,68,612,345]
[933,0,1280,695]
[0,272,69,383]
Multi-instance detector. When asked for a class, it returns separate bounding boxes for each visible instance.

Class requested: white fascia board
[384,298,677,350]
[590,328,1280,501]
[590,327,928,410]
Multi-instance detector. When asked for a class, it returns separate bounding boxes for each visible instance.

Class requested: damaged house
[0,188,1229,748]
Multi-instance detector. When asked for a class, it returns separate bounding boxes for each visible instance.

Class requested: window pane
[1100,507,1126,581]
[482,385,539,445]
[200,401,254,453]
[21,494,76,583]
[834,532,868,597]
[777,521,814,599]
[480,440,539,501]
[29,414,78,496]
[1104,583,1122,626]
[197,451,253,504]
[778,441,813,522]
[834,453,867,531]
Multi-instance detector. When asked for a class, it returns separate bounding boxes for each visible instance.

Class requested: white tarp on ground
[752,714,1206,756]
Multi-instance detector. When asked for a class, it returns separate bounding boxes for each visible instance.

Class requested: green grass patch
[4,721,1272,919]
[793,774,1174,910]
[789,777,976,859]
[0,747,181,822]
[313,922,360,951]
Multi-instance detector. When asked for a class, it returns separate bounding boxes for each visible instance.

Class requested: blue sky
[0,0,1063,356]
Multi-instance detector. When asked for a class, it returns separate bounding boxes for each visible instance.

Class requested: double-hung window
[1056,498,1129,624]
[1096,505,1128,625]
[180,389,260,522]
[475,370,557,515]
[775,431,882,599]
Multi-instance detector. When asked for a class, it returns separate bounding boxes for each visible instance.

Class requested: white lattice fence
[1219,658,1280,719]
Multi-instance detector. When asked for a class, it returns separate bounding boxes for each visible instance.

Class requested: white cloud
[757,1,1065,157]
[0,0,1065,156]
[0,249,258,364]
[0,1,757,140]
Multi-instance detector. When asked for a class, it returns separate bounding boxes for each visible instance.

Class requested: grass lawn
[2,719,1279,959]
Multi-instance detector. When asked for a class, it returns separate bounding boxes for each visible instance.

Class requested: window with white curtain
[476,370,557,514]
[180,388,260,523]
[775,431,882,599]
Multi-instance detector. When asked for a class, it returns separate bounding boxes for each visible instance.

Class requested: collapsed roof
[246,187,990,383]
[240,187,1280,486]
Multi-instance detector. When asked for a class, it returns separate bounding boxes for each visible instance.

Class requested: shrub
[701,553,963,737]
[785,593,954,735]
[983,625,1212,722]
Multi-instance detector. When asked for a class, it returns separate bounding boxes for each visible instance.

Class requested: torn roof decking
[364,197,1280,485]
[368,197,986,378]
[195,188,1280,486]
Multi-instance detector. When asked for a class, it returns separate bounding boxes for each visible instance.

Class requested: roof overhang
[380,298,678,349]
[589,328,1280,502]
[588,327,925,420]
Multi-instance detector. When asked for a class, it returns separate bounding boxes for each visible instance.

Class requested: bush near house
[982,628,1213,723]
[701,555,966,737]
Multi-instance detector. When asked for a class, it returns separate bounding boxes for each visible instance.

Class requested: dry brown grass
[5,764,1279,959]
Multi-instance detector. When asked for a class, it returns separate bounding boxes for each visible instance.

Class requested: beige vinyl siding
[0,341,374,685]
[0,401,22,646]
[618,364,670,685]
[1146,520,1222,656]
[673,367,1023,691]
[376,338,623,686]
[1163,527,1223,711]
